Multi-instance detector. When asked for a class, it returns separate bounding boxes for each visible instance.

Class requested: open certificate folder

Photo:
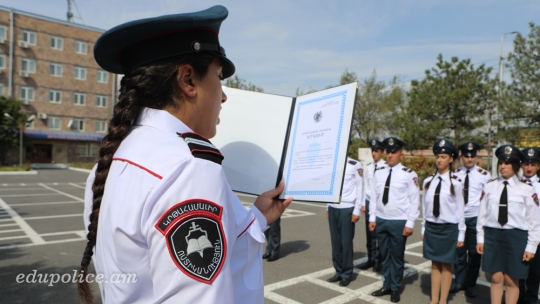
[212,82,358,203]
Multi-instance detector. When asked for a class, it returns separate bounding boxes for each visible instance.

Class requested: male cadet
[518,147,540,304]
[358,139,384,272]
[369,137,420,303]
[326,156,364,287]
[450,142,492,298]
[263,218,281,261]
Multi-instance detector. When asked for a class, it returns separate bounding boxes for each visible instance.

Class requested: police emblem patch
[314,111,323,122]
[529,149,535,157]
[467,143,473,150]
[413,177,419,186]
[155,199,226,284]
[439,139,445,147]
[505,146,512,155]
[533,193,539,206]
[371,140,376,146]
[357,168,363,177]
[388,138,394,146]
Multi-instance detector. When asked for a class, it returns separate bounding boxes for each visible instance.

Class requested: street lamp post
[3,113,34,166]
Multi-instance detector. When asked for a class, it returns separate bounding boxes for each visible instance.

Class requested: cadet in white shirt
[358,139,384,272]
[326,156,364,287]
[369,137,420,303]
[76,6,293,304]
[421,139,465,304]
[450,142,491,298]
[477,145,540,304]
[518,147,540,304]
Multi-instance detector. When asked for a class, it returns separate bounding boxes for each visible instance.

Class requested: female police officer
[76,6,292,304]
[477,145,540,304]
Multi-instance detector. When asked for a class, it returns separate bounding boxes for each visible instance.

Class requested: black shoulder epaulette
[367,162,373,166]
[177,132,224,165]
[451,175,462,182]
[375,166,386,171]
[521,179,533,186]
[348,160,357,165]
[452,168,461,173]
[477,168,488,175]
[487,178,497,183]
[402,167,413,173]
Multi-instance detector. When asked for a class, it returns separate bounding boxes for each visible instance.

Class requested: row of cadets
[421,139,465,304]
[450,142,492,298]
[369,137,420,303]
[357,139,384,272]
[477,145,540,304]
[519,147,540,304]
[326,153,364,287]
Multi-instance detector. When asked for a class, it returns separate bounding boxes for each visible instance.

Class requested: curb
[0,171,38,175]
[68,167,93,173]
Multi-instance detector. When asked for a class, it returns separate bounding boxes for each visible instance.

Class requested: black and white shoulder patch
[348,159,358,165]
[155,199,226,284]
[402,167,413,173]
[487,178,497,183]
[451,175,462,182]
[178,132,224,165]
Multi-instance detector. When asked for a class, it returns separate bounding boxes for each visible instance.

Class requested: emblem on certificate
[313,111,323,123]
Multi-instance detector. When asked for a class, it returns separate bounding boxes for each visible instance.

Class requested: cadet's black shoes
[339,278,351,287]
[357,260,375,270]
[390,291,400,302]
[371,287,391,296]
[326,275,341,282]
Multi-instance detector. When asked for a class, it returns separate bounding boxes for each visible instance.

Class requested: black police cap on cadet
[495,144,526,164]
[433,139,458,159]
[521,147,540,163]
[458,142,481,157]
[369,139,384,151]
[382,137,405,152]
[94,5,235,77]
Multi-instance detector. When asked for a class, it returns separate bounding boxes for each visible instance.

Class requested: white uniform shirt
[421,173,466,241]
[521,176,540,198]
[369,162,420,228]
[364,159,386,202]
[327,157,364,215]
[452,165,492,218]
[83,108,268,303]
[476,175,540,253]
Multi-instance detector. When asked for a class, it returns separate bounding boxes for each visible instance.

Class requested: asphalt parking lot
[0,169,505,303]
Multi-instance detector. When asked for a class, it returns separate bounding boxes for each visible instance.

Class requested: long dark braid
[76,53,216,304]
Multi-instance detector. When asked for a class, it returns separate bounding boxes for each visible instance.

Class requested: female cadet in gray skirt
[421,139,465,304]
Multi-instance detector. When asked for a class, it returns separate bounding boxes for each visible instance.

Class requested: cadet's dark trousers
[264,217,281,256]
[376,217,407,292]
[454,217,482,287]
[519,244,540,304]
[365,200,380,263]
[328,207,355,279]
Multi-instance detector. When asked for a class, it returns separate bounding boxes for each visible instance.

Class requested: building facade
[0,6,115,164]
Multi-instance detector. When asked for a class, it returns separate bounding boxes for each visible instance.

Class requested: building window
[97,70,108,83]
[0,83,4,96]
[0,25,7,41]
[49,62,62,77]
[75,40,87,55]
[20,86,34,102]
[0,54,5,69]
[49,89,61,103]
[96,120,107,133]
[22,30,36,45]
[50,36,63,50]
[96,95,107,107]
[74,66,86,80]
[76,143,99,157]
[72,118,85,131]
[47,116,61,130]
[74,92,86,105]
[21,58,36,73]
[25,120,34,129]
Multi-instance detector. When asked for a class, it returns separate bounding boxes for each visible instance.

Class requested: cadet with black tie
[477,145,540,304]
[369,137,420,303]
[422,139,465,304]
[518,147,540,304]
[358,139,384,272]
[450,142,492,298]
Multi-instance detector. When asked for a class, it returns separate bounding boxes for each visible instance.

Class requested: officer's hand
[369,222,376,231]
[402,227,413,237]
[476,243,484,255]
[351,215,360,223]
[421,234,424,240]
[524,251,535,262]
[255,181,293,225]
[325,211,328,219]
[361,206,366,215]
[457,241,464,248]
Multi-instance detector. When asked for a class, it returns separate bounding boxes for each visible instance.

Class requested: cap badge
[439,139,445,147]
[388,138,394,146]
[529,149,535,157]
[505,146,512,155]
[468,143,473,150]
[193,42,201,51]
[371,140,376,146]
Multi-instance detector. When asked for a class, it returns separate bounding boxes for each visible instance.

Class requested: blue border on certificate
[284,90,347,196]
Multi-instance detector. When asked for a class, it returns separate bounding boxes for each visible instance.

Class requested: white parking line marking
[23,214,83,220]
[40,230,85,237]
[0,223,17,228]
[0,188,47,191]
[69,183,86,189]
[0,237,85,250]
[0,229,23,234]
[8,201,82,207]
[0,193,60,197]
[39,183,84,202]
[0,235,29,241]
[0,197,45,244]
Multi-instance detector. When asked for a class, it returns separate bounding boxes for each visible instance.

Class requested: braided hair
[424,158,455,196]
[76,52,217,304]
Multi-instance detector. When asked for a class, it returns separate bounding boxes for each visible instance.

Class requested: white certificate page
[280,82,357,202]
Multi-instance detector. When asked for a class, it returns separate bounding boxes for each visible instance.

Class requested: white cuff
[250,205,268,231]
[405,220,415,229]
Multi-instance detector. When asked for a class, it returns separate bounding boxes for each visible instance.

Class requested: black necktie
[433,177,442,217]
[464,170,470,205]
[498,181,508,226]
[382,168,392,205]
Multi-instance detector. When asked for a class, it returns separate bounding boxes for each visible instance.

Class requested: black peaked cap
[433,139,458,159]
[522,147,540,163]
[369,139,384,151]
[382,137,405,152]
[495,144,526,163]
[94,5,235,77]
[458,142,481,157]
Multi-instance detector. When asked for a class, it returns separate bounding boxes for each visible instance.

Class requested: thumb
[262,181,285,198]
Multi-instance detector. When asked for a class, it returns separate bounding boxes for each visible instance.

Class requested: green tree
[396,55,495,149]
[0,96,27,164]
[223,75,264,92]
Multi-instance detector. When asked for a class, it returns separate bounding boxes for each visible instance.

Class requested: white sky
[4,0,538,96]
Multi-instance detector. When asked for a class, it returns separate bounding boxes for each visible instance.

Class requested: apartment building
[0,6,116,164]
